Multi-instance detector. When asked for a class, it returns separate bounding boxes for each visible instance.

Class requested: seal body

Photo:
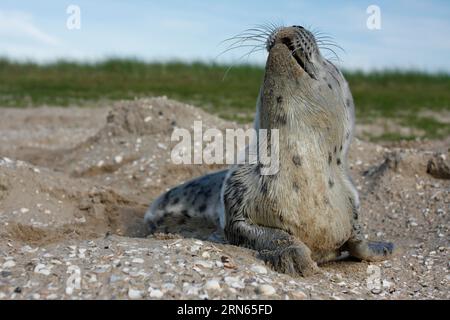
[145,25,394,276]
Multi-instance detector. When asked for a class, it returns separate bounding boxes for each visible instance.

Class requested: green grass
[1,58,449,140]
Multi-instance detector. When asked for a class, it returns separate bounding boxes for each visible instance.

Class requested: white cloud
[0,10,59,46]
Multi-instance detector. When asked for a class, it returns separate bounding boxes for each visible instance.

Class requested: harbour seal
[144,25,395,276]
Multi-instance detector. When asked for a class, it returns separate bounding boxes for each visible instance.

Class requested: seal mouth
[280,37,308,72]
[279,36,317,80]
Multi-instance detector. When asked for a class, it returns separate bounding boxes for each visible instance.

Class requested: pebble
[184,283,200,295]
[114,155,123,164]
[34,264,51,276]
[128,288,143,299]
[256,284,276,296]
[291,290,308,300]
[371,288,382,294]
[195,260,213,269]
[148,288,164,298]
[157,143,167,150]
[250,265,267,274]
[162,283,176,291]
[382,280,394,288]
[132,258,144,264]
[204,279,221,291]
[20,208,29,213]
[224,276,245,289]
[109,274,122,283]
[78,248,87,258]
[2,260,16,268]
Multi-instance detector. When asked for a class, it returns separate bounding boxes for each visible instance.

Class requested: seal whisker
[221,36,266,51]
[216,44,265,60]
[312,29,336,41]
[317,41,346,54]
[221,46,266,80]
[318,46,342,63]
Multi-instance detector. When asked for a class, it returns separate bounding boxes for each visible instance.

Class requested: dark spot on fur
[349,197,359,220]
[158,191,172,209]
[292,155,302,166]
[346,98,351,108]
[346,132,350,140]
[337,158,342,165]
[275,113,287,125]
[293,181,300,192]
[279,214,284,223]
[156,216,165,225]
[323,196,330,205]
[260,173,278,195]
[340,145,343,152]
[328,152,332,164]
[181,210,190,218]
[172,197,179,205]
[334,146,337,154]
[328,179,334,188]
[261,180,268,195]
[277,96,283,103]
[178,216,187,224]
[328,83,333,90]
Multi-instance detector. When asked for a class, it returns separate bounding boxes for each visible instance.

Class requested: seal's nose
[266,26,300,52]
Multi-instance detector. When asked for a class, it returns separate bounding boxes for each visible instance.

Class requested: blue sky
[0,0,449,72]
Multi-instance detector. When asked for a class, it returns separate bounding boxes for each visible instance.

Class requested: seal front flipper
[225,219,319,277]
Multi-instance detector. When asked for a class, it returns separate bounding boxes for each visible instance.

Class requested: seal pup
[145,25,394,276]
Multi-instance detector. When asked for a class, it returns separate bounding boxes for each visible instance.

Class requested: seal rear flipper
[344,238,396,261]
[144,169,228,238]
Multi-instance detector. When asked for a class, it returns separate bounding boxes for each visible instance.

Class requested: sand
[0,97,448,299]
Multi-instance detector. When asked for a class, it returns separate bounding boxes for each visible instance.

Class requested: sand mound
[0,157,146,245]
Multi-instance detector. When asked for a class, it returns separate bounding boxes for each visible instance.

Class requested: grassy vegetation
[1,58,449,140]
